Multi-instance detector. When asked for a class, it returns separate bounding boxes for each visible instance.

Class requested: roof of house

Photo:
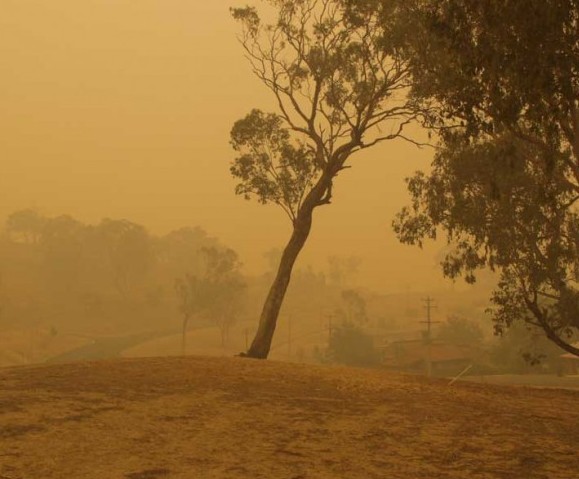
[382,340,475,368]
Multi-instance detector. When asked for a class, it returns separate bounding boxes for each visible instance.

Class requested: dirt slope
[0,356,577,479]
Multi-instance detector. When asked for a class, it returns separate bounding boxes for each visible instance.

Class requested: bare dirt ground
[0,356,577,479]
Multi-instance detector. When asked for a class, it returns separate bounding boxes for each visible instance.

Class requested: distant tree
[40,215,87,293]
[175,273,211,355]
[328,321,379,367]
[388,0,579,356]
[490,322,569,373]
[201,247,246,348]
[157,226,214,279]
[280,264,329,321]
[327,255,361,287]
[5,209,46,244]
[0,209,245,338]
[96,219,152,299]
[231,0,426,358]
[437,316,483,347]
[328,287,374,366]
[175,247,246,353]
[334,289,368,325]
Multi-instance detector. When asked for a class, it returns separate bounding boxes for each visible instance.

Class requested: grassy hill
[0,356,577,479]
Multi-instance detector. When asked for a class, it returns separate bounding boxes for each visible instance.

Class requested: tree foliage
[231,110,319,220]
[437,316,483,347]
[0,210,240,337]
[230,0,425,358]
[202,247,247,346]
[230,0,425,219]
[175,247,246,350]
[95,219,152,299]
[490,321,568,373]
[387,0,579,355]
[334,289,368,325]
[328,321,379,367]
[5,209,46,244]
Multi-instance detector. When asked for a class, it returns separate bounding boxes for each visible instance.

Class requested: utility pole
[419,296,440,377]
[421,297,438,336]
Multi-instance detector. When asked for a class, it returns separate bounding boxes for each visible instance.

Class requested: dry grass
[0,356,577,479]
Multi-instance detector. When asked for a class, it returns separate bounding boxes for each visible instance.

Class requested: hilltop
[0,356,577,479]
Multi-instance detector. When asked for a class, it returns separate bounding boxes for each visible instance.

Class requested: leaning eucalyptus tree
[230,0,425,358]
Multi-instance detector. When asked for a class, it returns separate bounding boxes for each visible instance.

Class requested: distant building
[379,339,476,376]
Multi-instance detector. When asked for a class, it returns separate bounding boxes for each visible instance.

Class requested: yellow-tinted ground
[0,356,577,479]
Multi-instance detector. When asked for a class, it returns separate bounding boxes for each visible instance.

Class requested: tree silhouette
[390,0,579,356]
[175,247,246,354]
[231,0,426,358]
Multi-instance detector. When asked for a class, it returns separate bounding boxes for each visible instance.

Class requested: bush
[328,322,379,367]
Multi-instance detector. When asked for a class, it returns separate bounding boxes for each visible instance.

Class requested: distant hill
[0,356,577,478]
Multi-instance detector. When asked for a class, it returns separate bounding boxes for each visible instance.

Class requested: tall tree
[437,316,483,347]
[40,215,87,293]
[95,219,152,300]
[175,246,246,354]
[386,0,579,355]
[201,247,246,348]
[175,273,210,355]
[231,0,425,358]
[157,227,214,279]
[335,289,368,325]
[6,209,46,245]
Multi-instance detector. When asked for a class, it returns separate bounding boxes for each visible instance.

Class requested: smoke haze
[2,0,442,292]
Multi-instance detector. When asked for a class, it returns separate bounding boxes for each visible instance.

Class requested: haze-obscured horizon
[2,0,451,293]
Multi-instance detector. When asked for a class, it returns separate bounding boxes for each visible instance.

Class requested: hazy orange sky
[1,0,453,293]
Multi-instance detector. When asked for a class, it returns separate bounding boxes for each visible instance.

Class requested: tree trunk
[245,208,315,359]
[527,300,579,357]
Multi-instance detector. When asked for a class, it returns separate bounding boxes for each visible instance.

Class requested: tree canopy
[175,247,246,352]
[230,0,426,358]
[386,0,579,355]
[0,210,242,339]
